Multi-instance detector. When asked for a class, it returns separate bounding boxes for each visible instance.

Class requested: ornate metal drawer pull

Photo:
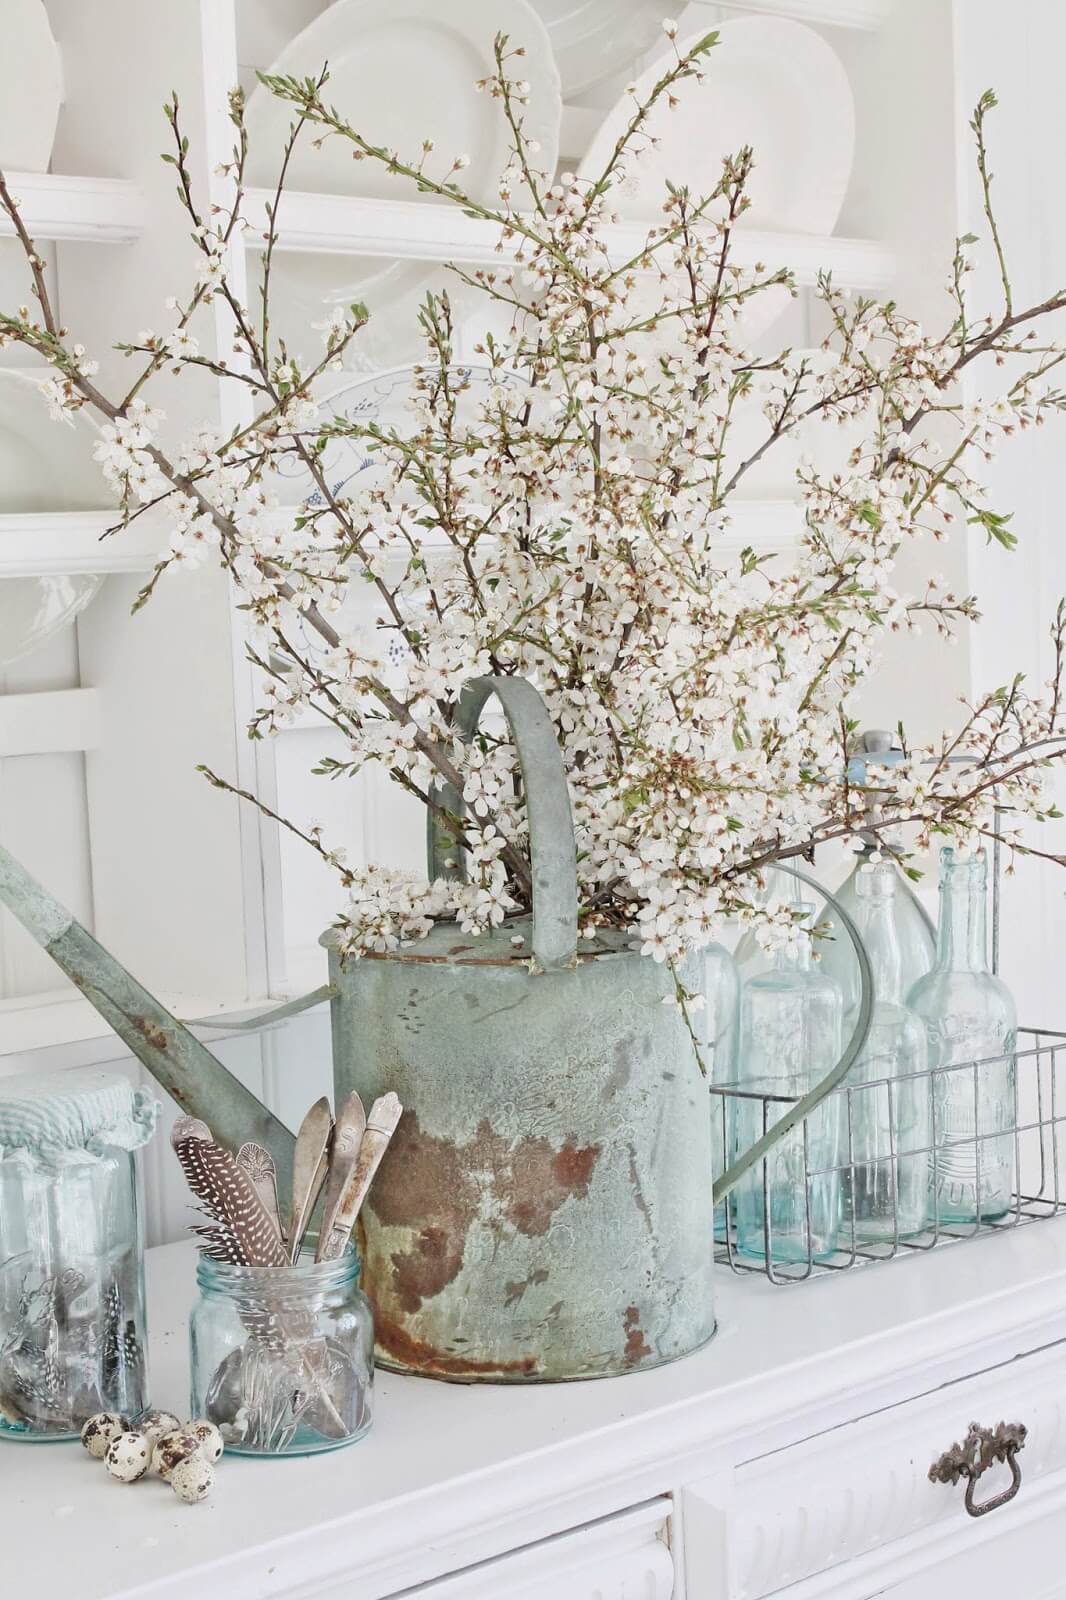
[929,1421,1028,1518]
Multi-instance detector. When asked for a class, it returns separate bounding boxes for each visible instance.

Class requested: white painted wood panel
[0,686,100,756]
[0,511,162,577]
[731,1338,1066,1596]
[0,620,91,1003]
[404,1501,674,1600]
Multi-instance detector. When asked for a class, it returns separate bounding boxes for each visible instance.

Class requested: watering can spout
[0,843,293,1187]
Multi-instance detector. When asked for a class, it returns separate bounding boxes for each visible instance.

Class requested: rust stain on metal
[367,1112,602,1332]
[373,1308,541,1380]
[505,1136,601,1237]
[371,1114,478,1312]
[503,1268,549,1308]
[622,1305,652,1367]
[133,1017,168,1051]
[391,1225,467,1316]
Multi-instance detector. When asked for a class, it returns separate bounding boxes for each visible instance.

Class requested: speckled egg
[80,1412,127,1459]
[184,1419,224,1464]
[170,1455,214,1504]
[137,1408,182,1446]
[152,1429,202,1481]
[105,1431,151,1483]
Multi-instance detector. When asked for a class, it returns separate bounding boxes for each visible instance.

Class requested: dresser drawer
[394,1499,674,1600]
[730,1336,1066,1598]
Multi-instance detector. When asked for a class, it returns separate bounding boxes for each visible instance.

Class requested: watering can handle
[712,864,875,1207]
[425,675,579,972]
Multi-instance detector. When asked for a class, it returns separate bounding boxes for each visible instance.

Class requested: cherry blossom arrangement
[2,29,1065,973]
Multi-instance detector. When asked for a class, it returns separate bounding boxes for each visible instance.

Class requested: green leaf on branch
[968,507,1018,550]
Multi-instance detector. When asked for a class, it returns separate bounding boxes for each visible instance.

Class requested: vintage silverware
[236,1141,284,1250]
[317,1092,403,1261]
[286,1097,333,1264]
[315,1092,366,1263]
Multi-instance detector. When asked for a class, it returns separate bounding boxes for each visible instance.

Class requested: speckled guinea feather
[174,1137,286,1266]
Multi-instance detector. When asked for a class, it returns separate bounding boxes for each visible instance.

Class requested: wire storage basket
[712,1028,1066,1284]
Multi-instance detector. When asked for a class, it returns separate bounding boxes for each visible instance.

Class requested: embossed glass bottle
[843,862,931,1242]
[819,848,935,1037]
[907,848,1017,1223]
[734,907,844,1263]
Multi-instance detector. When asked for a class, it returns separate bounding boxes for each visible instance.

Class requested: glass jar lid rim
[195,1243,360,1291]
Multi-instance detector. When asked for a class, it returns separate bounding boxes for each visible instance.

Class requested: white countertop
[8,1225,1066,1600]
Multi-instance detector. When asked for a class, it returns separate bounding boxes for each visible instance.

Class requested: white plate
[578,16,854,237]
[0,575,101,670]
[0,374,113,514]
[273,361,527,507]
[0,373,114,668]
[529,0,666,97]
[2,0,63,171]
[245,0,561,369]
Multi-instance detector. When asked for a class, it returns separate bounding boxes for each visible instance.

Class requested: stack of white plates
[244,0,562,369]
[245,3,854,358]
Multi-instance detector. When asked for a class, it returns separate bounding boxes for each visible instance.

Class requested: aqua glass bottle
[733,906,844,1264]
[906,847,1017,1224]
[703,942,740,1242]
[843,862,931,1243]
[819,849,935,1038]
[732,868,802,988]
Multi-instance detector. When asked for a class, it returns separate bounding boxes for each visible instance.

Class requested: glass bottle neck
[936,873,989,974]
[773,939,812,974]
[855,895,903,1003]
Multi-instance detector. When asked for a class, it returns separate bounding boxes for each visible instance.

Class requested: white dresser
[10,1225,1066,1600]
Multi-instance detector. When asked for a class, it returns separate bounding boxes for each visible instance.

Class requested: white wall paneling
[47,0,259,1005]
[0,685,100,756]
[951,0,1066,1021]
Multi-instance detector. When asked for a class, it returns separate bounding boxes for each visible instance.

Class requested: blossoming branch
[1,36,1065,967]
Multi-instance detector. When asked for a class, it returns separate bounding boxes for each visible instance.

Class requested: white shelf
[0,686,101,757]
[716,0,891,27]
[0,511,162,577]
[0,171,143,244]
[245,189,896,291]
[0,987,299,1059]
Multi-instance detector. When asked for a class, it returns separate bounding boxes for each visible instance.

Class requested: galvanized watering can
[0,676,870,1382]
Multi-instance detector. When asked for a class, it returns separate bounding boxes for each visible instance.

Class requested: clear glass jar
[0,1069,155,1440]
[907,847,1017,1223]
[189,1247,373,1457]
[733,905,845,1263]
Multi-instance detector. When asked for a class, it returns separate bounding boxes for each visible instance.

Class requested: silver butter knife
[286,1096,333,1264]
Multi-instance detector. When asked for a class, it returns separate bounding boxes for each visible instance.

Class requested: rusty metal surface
[328,923,716,1382]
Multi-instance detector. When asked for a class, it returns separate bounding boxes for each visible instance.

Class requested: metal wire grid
[711,1028,1066,1284]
